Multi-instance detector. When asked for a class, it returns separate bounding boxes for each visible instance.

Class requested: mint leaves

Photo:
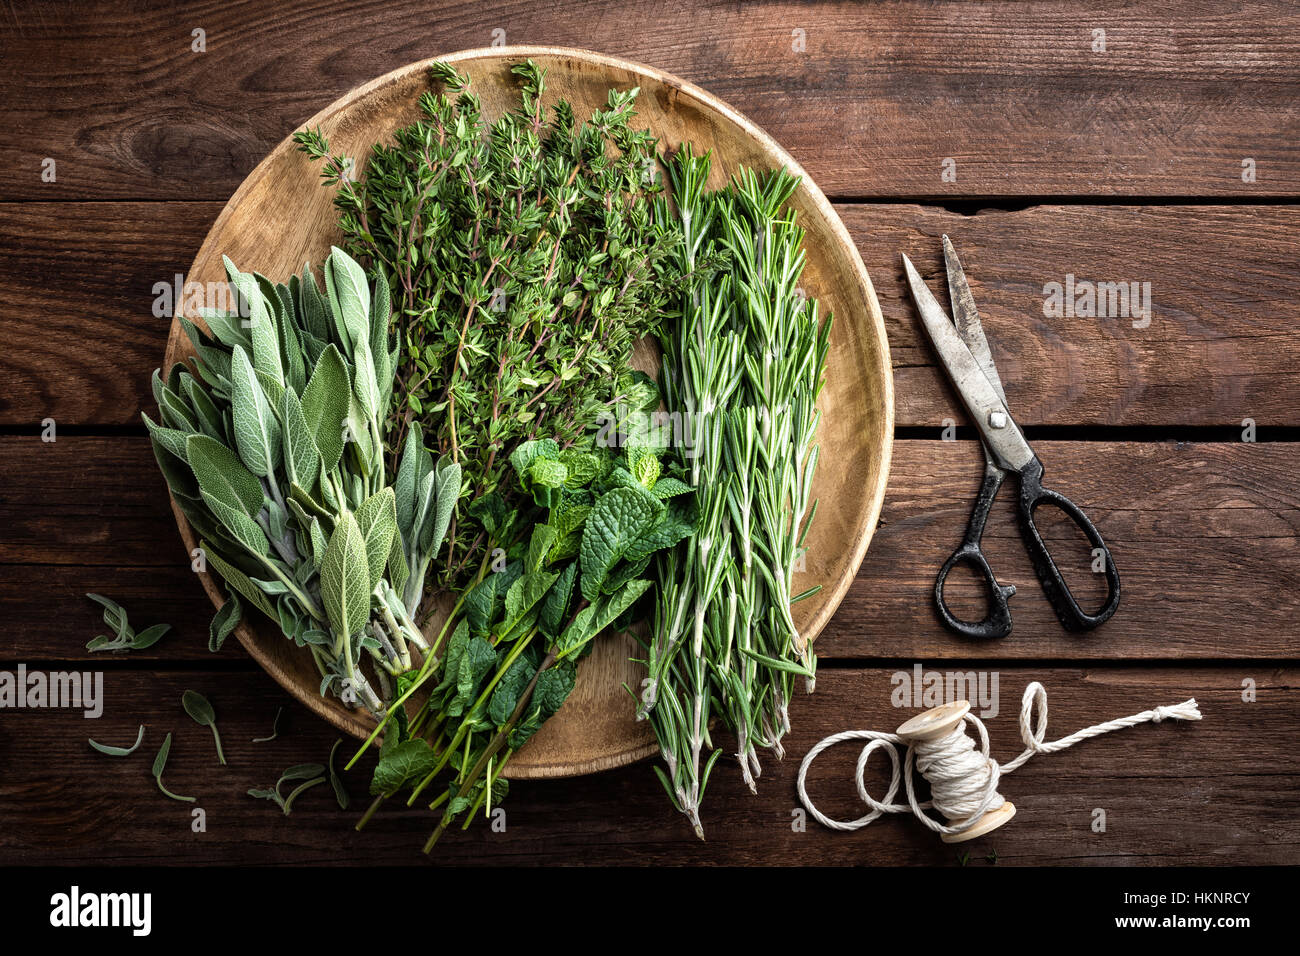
[362,433,696,851]
[578,486,663,602]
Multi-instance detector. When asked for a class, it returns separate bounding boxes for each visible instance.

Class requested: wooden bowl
[164,46,893,779]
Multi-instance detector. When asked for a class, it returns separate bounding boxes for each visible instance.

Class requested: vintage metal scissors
[902,237,1120,639]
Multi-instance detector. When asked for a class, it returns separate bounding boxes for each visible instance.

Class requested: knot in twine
[797,682,1201,838]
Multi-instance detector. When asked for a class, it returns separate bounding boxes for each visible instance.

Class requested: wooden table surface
[2,0,1297,866]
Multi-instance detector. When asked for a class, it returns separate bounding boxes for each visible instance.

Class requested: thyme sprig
[295,59,683,591]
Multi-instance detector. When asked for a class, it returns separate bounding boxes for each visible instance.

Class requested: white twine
[796,681,1201,837]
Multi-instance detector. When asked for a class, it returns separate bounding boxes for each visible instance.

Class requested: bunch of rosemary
[145,248,459,715]
[295,59,682,591]
[640,149,830,836]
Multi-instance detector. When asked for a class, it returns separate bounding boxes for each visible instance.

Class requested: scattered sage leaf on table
[252,705,284,743]
[280,762,325,782]
[329,739,350,810]
[249,763,326,815]
[83,593,172,653]
[281,777,326,815]
[181,690,226,765]
[131,623,172,650]
[88,725,145,757]
[246,787,286,812]
[85,592,129,638]
[152,732,195,803]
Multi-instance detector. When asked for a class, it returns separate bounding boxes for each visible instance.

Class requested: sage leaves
[182,690,225,765]
[89,725,145,757]
[252,706,283,743]
[329,740,349,810]
[393,423,461,615]
[230,345,282,478]
[320,511,370,642]
[300,345,350,472]
[248,763,327,815]
[145,248,452,718]
[84,594,171,653]
[152,732,195,803]
[209,591,242,653]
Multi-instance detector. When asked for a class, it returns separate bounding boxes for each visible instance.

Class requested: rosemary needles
[642,148,830,836]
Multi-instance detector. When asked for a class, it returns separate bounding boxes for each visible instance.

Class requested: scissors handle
[934,461,1018,639]
[1016,457,1121,631]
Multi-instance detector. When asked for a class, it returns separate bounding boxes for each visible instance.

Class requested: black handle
[934,462,1018,639]
[1016,457,1121,631]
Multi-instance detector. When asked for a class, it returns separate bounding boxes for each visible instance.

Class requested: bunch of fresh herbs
[144,248,458,716]
[294,59,682,591]
[353,434,694,851]
[139,59,840,852]
[639,149,830,836]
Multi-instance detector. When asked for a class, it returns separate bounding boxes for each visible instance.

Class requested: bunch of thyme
[641,149,830,836]
[295,60,683,592]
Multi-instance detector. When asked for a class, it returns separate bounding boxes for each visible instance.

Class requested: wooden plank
[825,438,1300,659]
[5,436,1297,661]
[4,202,1299,427]
[0,665,1290,865]
[2,1,1298,200]
[0,201,222,427]
[850,203,1300,428]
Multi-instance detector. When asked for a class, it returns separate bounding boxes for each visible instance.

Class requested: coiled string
[797,681,1202,838]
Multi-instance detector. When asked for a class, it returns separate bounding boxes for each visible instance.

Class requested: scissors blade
[902,253,1035,472]
[942,235,1006,406]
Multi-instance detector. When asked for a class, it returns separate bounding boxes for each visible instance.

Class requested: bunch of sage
[640,149,830,836]
[144,247,458,716]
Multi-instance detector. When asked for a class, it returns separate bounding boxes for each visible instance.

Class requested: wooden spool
[896,700,1017,844]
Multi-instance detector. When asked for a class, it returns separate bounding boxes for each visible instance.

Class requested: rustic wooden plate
[163,46,893,779]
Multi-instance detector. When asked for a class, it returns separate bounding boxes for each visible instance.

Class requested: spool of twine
[797,681,1202,843]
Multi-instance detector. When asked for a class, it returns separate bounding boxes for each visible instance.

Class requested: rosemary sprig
[642,149,830,836]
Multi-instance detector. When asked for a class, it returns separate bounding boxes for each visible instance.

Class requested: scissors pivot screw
[987,410,1007,429]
